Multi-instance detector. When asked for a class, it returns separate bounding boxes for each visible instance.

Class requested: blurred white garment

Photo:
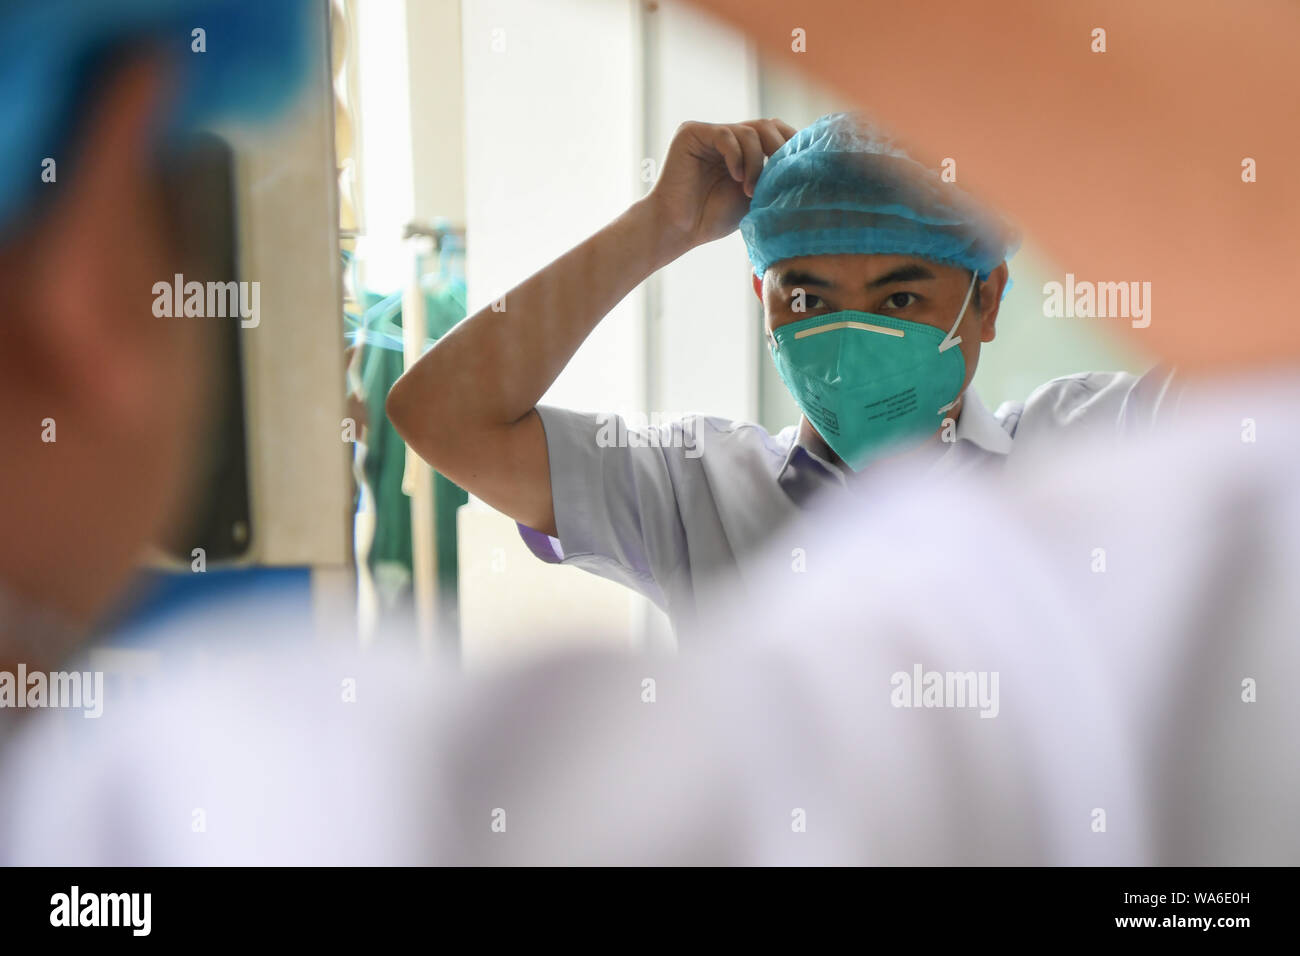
[1,371,1296,864]
[705,368,1299,865]
[0,604,449,866]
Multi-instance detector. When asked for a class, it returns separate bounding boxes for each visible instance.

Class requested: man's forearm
[388,197,689,440]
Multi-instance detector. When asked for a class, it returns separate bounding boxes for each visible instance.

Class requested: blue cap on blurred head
[0,0,316,234]
[740,112,1019,280]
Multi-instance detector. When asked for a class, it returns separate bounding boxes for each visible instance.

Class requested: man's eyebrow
[866,263,937,287]
[775,269,834,289]
[776,264,938,290]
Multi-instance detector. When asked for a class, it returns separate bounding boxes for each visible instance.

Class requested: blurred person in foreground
[0,0,1297,865]
[0,0,316,669]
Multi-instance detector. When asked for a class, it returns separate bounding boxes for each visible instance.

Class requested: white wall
[462,0,646,413]
[456,0,659,658]
[644,0,760,423]
[406,0,467,226]
[352,0,416,293]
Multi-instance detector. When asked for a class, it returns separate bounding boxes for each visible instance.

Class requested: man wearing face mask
[749,115,1007,479]
[389,112,1165,640]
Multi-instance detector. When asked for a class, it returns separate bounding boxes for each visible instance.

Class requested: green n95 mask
[769,270,979,472]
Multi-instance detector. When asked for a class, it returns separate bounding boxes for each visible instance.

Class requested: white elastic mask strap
[938,270,980,354]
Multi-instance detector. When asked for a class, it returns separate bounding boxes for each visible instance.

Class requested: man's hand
[647,119,796,251]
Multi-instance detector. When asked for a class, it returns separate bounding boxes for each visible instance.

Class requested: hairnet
[0,0,315,235]
[740,112,1019,279]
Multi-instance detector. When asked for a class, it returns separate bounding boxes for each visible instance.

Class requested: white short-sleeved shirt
[518,369,1175,638]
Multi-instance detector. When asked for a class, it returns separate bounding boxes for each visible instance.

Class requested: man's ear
[14,58,174,418]
[751,271,763,302]
[977,262,1009,344]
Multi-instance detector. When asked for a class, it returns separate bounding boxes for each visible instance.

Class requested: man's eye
[883,292,918,310]
[791,293,825,312]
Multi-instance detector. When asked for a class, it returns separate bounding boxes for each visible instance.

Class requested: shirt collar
[954,388,1014,455]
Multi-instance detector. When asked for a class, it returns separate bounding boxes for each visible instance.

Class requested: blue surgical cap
[740,112,1019,279]
[0,0,315,235]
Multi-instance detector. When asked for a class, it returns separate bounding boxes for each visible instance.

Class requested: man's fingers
[730,123,765,197]
[711,126,746,183]
[771,118,799,140]
[743,118,790,157]
[674,118,798,198]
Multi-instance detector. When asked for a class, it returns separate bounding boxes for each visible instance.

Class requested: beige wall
[226,2,351,568]
[407,0,467,226]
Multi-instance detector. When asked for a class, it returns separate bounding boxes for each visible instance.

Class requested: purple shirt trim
[516,522,564,564]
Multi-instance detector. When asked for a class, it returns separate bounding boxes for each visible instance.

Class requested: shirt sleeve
[517,405,701,610]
